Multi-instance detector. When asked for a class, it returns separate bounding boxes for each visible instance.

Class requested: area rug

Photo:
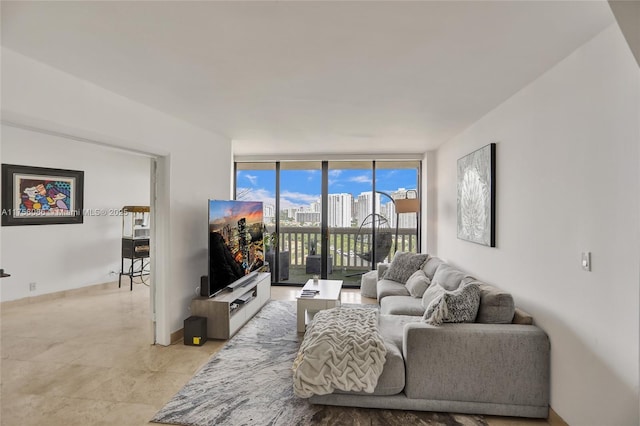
[151,300,488,426]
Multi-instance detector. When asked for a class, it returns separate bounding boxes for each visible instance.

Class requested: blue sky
[236,168,417,209]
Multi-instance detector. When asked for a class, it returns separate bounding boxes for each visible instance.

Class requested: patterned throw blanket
[292,307,387,398]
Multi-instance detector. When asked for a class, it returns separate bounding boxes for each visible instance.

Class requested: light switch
[581,252,591,271]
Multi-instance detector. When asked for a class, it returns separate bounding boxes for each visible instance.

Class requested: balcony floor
[274,265,370,287]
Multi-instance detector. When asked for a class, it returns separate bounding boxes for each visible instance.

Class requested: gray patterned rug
[151,300,488,426]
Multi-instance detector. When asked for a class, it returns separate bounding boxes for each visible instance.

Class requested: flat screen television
[204,200,264,298]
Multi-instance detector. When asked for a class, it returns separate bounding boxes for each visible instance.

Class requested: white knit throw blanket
[292,307,387,398]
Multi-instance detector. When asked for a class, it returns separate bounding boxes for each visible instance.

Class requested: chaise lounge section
[309,254,550,418]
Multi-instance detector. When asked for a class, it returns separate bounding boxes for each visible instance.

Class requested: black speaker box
[184,316,207,346]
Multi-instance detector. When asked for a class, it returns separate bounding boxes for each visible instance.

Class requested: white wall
[435,25,639,425]
[1,48,233,345]
[1,125,150,301]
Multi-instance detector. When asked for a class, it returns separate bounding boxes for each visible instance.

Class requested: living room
[1,2,638,426]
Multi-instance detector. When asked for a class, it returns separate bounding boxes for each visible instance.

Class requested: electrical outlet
[29,282,37,291]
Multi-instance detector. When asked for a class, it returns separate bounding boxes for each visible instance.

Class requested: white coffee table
[296,279,343,333]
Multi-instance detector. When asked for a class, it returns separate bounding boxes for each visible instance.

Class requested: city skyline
[237,168,417,210]
[236,168,418,228]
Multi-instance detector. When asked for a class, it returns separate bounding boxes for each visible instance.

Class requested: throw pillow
[421,256,443,280]
[382,252,429,284]
[404,270,431,298]
[422,282,480,326]
[430,263,468,291]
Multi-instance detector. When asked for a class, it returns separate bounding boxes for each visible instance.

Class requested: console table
[191,272,271,339]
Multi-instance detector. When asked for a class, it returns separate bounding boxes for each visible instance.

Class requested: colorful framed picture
[1,164,84,226]
[457,143,496,247]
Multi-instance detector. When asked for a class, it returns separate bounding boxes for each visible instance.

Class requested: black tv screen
[205,200,264,297]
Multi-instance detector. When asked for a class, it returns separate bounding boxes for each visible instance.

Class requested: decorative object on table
[151,300,486,426]
[1,164,84,226]
[299,289,318,298]
[457,143,496,247]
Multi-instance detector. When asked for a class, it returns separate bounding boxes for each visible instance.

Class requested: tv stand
[190,272,271,339]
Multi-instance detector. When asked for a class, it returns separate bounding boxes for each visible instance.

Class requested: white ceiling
[1,1,615,156]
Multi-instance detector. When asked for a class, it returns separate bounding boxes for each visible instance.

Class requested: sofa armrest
[402,322,549,408]
[377,263,390,280]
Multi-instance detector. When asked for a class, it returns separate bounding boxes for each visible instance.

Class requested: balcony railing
[277,226,418,270]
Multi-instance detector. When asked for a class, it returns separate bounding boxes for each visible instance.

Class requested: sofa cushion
[430,263,468,291]
[377,279,410,301]
[513,307,534,325]
[382,251,429,284]
[473,282,515,324]
[376,263,390,281]
[335,337,405,396]
[360,270,379,298]
[405,270,431,298]
[378,314,422,349]
[421,256,444,280]
[422,282,481,325]
[380,296,425,316]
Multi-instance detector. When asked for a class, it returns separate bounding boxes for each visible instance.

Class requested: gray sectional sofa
[309,255,550,419]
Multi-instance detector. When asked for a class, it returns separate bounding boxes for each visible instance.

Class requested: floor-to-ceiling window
[235,159,420,287]
[279,161,323,285]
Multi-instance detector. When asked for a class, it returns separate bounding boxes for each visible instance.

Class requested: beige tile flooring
[1,282,551,426]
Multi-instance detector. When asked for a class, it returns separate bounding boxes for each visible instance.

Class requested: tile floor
[1,282,551,426]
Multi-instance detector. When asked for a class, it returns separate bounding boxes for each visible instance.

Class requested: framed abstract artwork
[457,143,496,247]
[1,164,84,226]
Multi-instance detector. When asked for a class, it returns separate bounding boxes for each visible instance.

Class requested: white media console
[190,272,271,339]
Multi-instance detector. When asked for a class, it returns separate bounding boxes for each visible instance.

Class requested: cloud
[236,187,275,206]
[237,188,321,210]
[245,174,258,185]
[348,175,373,184]
[281,190,320,206]
[329,170,342,178]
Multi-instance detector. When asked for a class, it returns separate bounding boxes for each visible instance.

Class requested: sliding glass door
[375,161,421,255]
[327,161,374,281]
[235,159,420,287]
[279,162,323,285]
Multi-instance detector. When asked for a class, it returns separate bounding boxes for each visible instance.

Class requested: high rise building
[327,193,353,227]
[296,211,321,224]
[356,191,381,226]
[263,203,275,224]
